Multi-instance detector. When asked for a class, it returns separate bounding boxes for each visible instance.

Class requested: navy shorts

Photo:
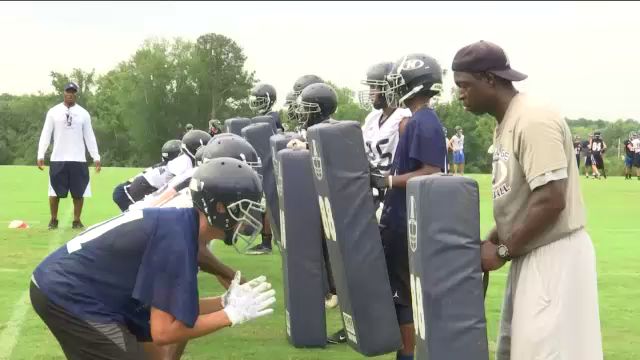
[380,227,413,325]
[584,155,592,167]
[49,161,90,199]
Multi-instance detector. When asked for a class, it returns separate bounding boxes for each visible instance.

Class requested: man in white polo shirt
[37,82,101,230]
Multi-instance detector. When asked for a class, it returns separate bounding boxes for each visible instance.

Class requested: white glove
[222,272,276,326]
[287,139,307,150]
[221,273,267,308]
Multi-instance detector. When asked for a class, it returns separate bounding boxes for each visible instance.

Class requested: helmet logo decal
[311,139,323,180]
[400,59,425,71]
[408,195,418,253]
[311,140,322,180]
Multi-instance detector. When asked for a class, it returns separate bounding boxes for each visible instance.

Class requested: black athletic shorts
[49,161,89,199]
[591,153,604,169]
[380,227,413,325]
[584,154,592,167]
[112,182,133,212]
[30,281,149,360]
[125,176,157,203]
[635,153,640,167]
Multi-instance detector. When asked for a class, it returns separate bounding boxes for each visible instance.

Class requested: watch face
[498,245,509,258]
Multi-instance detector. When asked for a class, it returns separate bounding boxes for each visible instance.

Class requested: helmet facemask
[224,199,266,253]
[358,80,388,111]
[249,93,272,114]
[385,73,443,108]
[295,100,323,128]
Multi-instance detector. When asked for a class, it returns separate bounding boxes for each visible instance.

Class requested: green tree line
[1,33,638,174]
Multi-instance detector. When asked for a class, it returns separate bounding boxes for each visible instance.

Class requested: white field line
[0,207,72,360]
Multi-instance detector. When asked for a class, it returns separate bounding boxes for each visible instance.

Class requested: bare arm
[389,164,441,189]
[199,297,224,315]
[197,247,242,288]
[505,179,567,257]
[150,306,230,346]
[149,188,178,207]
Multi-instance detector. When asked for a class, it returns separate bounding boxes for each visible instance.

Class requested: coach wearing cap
[452,41,602,359]
[37,82,101,230]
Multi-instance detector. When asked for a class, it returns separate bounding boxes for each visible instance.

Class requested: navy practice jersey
[380,107,447,232]
[32,207,200,336]
[267,111,285,131]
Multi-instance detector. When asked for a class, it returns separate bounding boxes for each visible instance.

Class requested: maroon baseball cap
[452,40,527,81]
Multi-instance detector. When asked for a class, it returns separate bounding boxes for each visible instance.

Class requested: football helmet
[161,139,182,163]
[249,83,277,114]
[202,135,262,173]
[384,53,443,108]
[295,83,337,128]
[359,61,394,110]
[190,158,264,253]
[181,129,212,162]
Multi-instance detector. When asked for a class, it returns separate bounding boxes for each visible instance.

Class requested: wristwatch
[496,243,512,261]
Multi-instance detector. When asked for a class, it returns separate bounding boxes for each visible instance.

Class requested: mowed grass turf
[0,165,638,360]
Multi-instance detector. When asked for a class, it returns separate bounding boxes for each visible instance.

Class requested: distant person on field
[632,131,640,180]
[573,135,583,169]
[448,125,465,175]
[589,131,607,179]
[37,82,101,230]
[623,132,635,180]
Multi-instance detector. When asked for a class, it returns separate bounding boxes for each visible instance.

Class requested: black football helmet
[202,135,262,173]
[385,53,443,108]
[292,74,324,98]
[208,132,243,145]
[190,157,264,253]
[161,139,182,163]
[295,83,338,128]
[181,129,212,163]
[359,62,394,111]
[249,83,277,114]
[594,131,602,139]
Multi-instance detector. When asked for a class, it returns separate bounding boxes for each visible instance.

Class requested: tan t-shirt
[492,94,585,254]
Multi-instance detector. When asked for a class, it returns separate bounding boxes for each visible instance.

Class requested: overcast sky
[1,1,638,121]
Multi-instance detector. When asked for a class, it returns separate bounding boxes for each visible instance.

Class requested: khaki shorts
[496,229,603,360]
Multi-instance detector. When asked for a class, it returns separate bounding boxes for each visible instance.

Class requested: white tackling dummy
[362,108,411,220]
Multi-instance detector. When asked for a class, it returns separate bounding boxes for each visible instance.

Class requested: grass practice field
[0,165,638,360]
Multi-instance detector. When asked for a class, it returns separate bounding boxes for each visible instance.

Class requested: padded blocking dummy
[269,132,304,248]
[406,174,489,360]
[306,120,402,356]
[225,117,251,136]
[252,115,278,133]
[277,149,327,347]
[242,123,280,242]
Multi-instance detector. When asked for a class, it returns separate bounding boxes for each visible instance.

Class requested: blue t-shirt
[380,108,446,232]
[32,207,200,337]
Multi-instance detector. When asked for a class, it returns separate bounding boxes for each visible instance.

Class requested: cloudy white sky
[1,1,638,121]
